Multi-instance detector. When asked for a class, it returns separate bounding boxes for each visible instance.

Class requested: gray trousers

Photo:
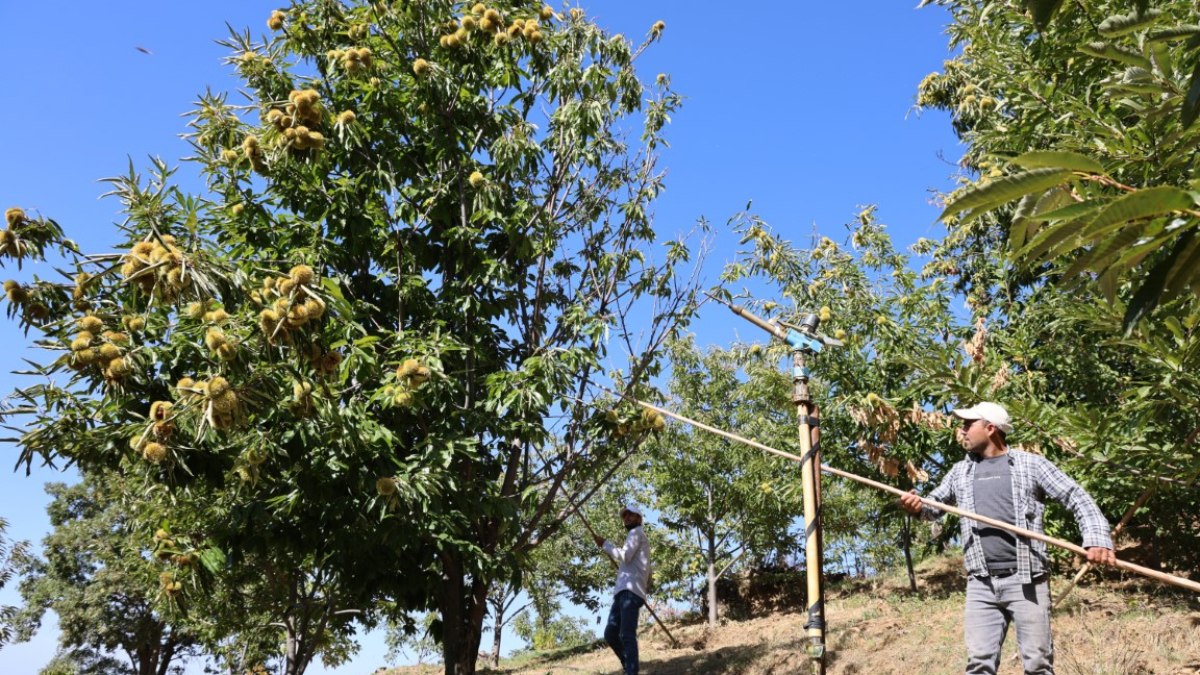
[964,574,1054,674]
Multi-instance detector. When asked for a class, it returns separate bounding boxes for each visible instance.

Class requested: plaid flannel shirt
[920,448,1113,584]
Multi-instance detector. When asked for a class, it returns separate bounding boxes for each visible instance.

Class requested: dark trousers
[604,590,644,675]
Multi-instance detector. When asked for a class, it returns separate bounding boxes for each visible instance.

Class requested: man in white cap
[899,401,1115,675]
[593,504,651,675]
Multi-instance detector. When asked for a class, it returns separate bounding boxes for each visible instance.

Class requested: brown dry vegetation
[384,556,1200,675]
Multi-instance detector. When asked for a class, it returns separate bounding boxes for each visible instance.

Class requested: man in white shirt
[593,504,651,675]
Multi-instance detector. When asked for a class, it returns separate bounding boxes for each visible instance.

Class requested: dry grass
[384,556,1200,675]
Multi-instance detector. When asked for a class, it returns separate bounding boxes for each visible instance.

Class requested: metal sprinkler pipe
[706,294,838,673]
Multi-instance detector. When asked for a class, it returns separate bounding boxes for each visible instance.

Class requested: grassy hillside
[385,555,1200,675]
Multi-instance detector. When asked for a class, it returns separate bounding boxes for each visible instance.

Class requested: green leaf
[1146,25,1200,43]
[1103,66,1166,97]
[1161,227,1200,298]
[1079,186,1193,241]
[1163,316,1186,342]
[1097,268,1119,302]
[939,168,1074,223]
[1107,81,1167,97]
[199,547,227,574]
[1098,9,1162,38]
[1150,43,1174,78]
[1011,151,1105,174]
[1123,231,1194,333]
[1078,42,1153,69]
[1183,58,1200,129]
[1011,187,1077,250]
[1014,215,1090,263]
[1033,198,1111,223]
[1025,0,1066,31]
[1101,223,1185,278]
[1009,193,1041,250]
[1061,224,1145,279]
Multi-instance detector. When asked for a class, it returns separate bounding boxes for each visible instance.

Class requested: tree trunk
[284,626,305,675]
[134,644,155,675]
[705,484,719,629]
[134,622,169,675]
[902,515,917,592]
[285,627,300,675]
[468,580,489,669]
[441,550,470,675]
[155,637,178,675]
[440,550,490,675]
[491,603,503,668]
[706,529,718,628]
[283,616,318,675]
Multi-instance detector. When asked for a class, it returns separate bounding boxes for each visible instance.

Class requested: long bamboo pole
[1052,484,1157,610]
[574,509,680,647]
[610,392,1200,595]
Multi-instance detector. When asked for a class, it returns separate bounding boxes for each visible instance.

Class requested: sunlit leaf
[1098,9,1162,38]
[939,168,1073,223]
[1079,41,1153,69]
[1011,151,1105,174]
[1079,186,1193,241]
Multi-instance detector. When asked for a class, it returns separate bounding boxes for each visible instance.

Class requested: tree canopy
[1,2,699,673]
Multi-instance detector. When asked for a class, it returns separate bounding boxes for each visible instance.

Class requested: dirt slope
[387,557,1200,675]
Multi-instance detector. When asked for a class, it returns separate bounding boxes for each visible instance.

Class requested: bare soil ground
[385,556,1200,675]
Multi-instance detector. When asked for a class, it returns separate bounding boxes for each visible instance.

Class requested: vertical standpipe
[713,298,831,673]
[791,313,826,670]
[793,346,825,669]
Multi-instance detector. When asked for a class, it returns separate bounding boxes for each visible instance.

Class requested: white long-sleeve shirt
[603,525,651,601]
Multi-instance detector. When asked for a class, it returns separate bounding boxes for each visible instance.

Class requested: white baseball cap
[952,401,1013,434]
[619,504,642,517]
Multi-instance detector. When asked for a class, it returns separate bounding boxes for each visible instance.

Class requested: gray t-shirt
[973,455,1017,569]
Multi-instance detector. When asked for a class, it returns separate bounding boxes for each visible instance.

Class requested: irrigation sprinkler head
[778,317,845,351]
[706,292,843,351]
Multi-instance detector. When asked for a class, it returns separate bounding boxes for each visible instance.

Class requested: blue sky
[0,1,962,671]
